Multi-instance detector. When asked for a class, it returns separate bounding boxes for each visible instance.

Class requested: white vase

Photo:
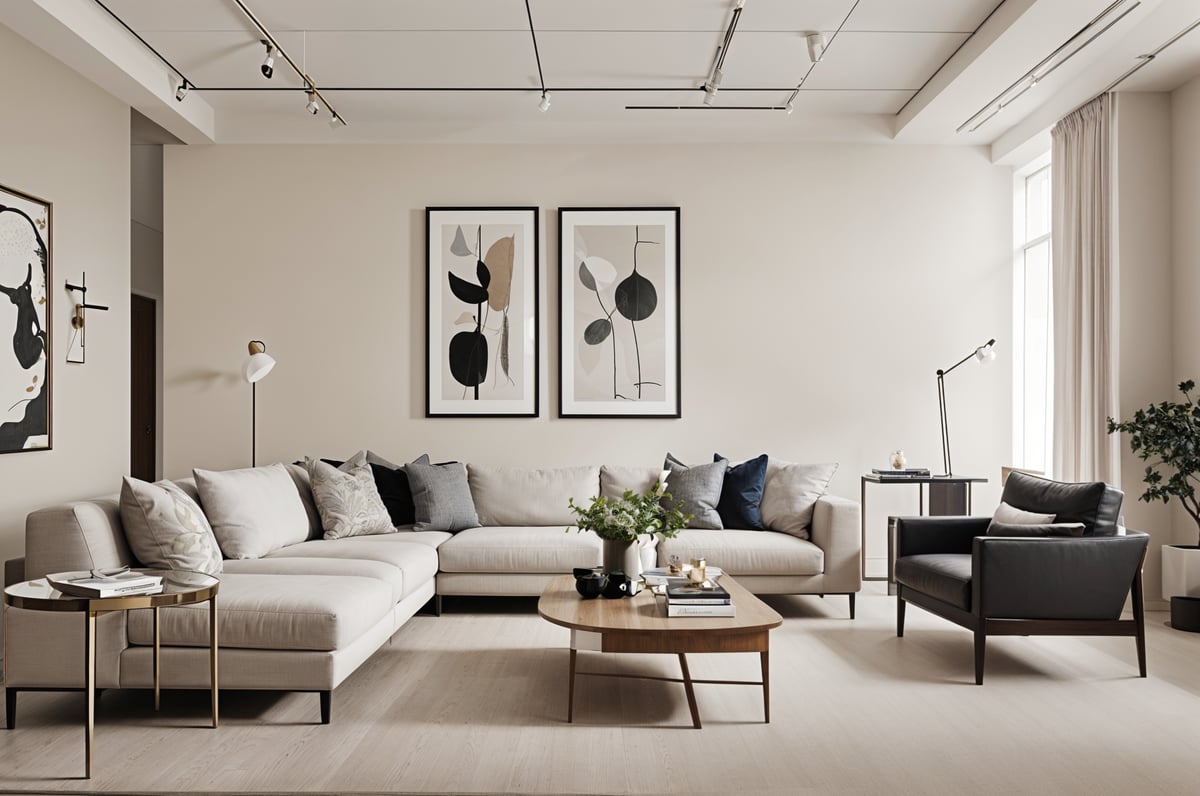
[1161,544,1200,600]
[602,538,641,578]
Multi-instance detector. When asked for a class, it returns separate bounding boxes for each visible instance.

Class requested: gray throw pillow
[406,462,480,532]
[662,453,728,529]
[120,477,223,575]
[305,456,395,540]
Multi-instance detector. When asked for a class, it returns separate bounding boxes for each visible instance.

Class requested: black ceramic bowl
[575,573,607,599]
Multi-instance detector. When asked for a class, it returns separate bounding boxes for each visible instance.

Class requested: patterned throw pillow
[305,457,396,540]
[119,477,223,575]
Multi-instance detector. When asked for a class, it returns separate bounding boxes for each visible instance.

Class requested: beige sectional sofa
[3,462,860,726]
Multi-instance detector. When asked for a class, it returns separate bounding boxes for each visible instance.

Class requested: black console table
[860,473,988,587]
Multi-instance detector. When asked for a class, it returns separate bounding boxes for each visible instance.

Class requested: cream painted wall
[1172,75,1200,548]
[1113,92,1174,604]
[164,143,1012,576]
[0,24,130,564]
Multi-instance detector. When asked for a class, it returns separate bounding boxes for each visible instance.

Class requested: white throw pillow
[759,460,839,540]
[991,501,1056,525]
[120,477,223,574]
[194,464,310,559]
[305,456,395,540]
[600,465,661,501]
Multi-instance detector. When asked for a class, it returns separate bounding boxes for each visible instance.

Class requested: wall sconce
[65,273,109,364]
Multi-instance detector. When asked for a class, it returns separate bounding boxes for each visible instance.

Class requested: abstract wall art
[426,207,539,417]
[0,182,52,453]
[559,208,680,418]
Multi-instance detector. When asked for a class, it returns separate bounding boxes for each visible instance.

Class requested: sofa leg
[434,594,443,617]
[897,598,905,637]
[974,630,986,685]
[5,688,15,729]
[319,691,331,725]
[848,593,856,620]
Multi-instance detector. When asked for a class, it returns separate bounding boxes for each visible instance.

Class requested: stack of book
[871,467,931,479]
[665,580,735,617]
[47,570,164,598]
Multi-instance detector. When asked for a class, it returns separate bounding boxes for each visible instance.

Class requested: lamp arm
[939,351,976,376]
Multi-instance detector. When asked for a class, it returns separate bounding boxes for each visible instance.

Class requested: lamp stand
[251,380,257,468]
[937,371,952,477]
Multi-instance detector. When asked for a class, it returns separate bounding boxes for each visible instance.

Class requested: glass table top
[4,569,218,608]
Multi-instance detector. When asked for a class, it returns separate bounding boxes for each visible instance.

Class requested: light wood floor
[1,583,1198,795]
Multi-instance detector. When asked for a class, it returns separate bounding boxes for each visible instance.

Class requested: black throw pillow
[713,452,768,530]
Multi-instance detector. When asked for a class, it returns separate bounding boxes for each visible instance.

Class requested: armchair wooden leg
[5,688,15,729]
[974,630,986,685]
[897,597,906,637]
[1133,568,1147,677]
[848,593,856,620]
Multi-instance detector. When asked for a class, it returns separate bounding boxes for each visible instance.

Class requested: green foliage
[566,488,691,543]
[1107,379,1200,543]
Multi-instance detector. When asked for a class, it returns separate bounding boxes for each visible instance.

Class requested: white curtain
[1050,94,1120,484]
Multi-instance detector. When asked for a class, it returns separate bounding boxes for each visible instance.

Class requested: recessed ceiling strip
[231,0,347,126]
[957,0,1140,134]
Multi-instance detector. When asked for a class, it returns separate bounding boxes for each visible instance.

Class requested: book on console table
[667,602,736,617]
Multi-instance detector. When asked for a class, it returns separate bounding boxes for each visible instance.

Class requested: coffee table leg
[153,606,160,711]
[567,648,576,723]
[677,653,701,729]
[85,610,96,779]
[210,594,219,729]
[761,650,770,723]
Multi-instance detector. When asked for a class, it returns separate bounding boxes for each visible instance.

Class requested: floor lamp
[243,340,276,467]
[936,338,996,477]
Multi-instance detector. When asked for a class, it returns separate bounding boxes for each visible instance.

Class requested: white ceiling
[5,0,1200,150]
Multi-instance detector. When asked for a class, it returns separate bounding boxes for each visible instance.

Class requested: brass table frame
[3,574,219,779]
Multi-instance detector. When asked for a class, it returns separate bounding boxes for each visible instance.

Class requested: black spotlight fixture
[175,80,191,102]
[260,40,274,79]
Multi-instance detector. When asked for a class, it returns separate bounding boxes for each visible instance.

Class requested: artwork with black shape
[0,185,51,453]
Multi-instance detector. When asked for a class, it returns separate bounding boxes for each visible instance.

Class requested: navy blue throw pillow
[713,452,768,530]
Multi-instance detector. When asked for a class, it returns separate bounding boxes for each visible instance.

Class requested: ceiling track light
[701,0,743,107]
[538,91,551,112]
[806,32,826,63]
[175,80,190,102]
[231,0,346,126]
[957,0,1141,134]
[260,40,275,79]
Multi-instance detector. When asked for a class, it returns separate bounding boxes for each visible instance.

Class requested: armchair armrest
[973,532,1148,620]
[895,516,991,557]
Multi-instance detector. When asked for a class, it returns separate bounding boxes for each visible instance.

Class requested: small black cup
[575,573,607,599]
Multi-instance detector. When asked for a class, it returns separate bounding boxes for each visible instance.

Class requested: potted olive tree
[1108,380,1200,631]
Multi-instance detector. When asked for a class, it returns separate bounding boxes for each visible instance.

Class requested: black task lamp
[936,338,996,477]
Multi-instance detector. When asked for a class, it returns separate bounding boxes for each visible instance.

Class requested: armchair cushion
[1000,472,1123,536]
[990,500,1055,526]
[985,522,1085,538]
[894,554,972,610]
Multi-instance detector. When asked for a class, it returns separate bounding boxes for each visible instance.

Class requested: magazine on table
[47,569,164,598]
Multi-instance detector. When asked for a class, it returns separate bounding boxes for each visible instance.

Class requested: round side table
[3,569,219,779]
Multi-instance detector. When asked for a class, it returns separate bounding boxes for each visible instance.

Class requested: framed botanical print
[0,182,52,453]
[426,207,539,417]
[559,207,680,418]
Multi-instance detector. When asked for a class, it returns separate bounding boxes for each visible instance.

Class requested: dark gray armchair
[894,472,1148,684]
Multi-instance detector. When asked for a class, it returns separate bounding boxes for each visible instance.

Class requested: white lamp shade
[243,351,276,383]
[975,343,997,363]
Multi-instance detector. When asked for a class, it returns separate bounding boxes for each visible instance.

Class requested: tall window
[1013,156,1053,472]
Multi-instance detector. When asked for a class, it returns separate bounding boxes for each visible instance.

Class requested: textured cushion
[282,464,324,540]
[600,465,661,500]
[222,556,407,603]
[264,537,440,600]
[126,573,392,651]
[306,457,394,540]
[895,554,973,610]
[662,453,728,529]
[986,522,1086,538]
[437,526,603,573]
[194,464,309,559]
[759,460,838,540]
[714,453,768,530]
[407,462,480,532]
[658,529,823,576]
[321,452,431,527]
[469,465,600,526]
[1000,471,1124,536]
[119,477,223,574]
[992,500,1055,525]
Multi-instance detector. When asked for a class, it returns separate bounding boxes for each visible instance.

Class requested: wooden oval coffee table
[538,574,782,728]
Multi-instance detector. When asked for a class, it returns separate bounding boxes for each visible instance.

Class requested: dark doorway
[130,293,157,480]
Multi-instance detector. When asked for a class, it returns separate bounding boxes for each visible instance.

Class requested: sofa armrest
[4,556,25,587]
[810,495,861,592]
[25,497,134,580]
[896,516,990,558]
[973,532,1148,620]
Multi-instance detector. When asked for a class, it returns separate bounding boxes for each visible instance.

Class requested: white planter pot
[1161,544,1200,600]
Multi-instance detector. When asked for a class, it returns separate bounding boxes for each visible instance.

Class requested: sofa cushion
[759,460,838,540]
[127,573,392,651]
[194,464,310,559]
[265,538,440,599]
[1000,471,1123,536]
[407,462,480,532]
[437,526,603,573]
[663,453,727,529]
[282,464,324,540]
[221,556,406,603]
[306,457,394,540]
[658,529,824,576]
[469,465,600,526]
[895,554,973,610]
[600,465,661,501]
[362,530,453,549]
[119,477,223,575]
[714,453,768,531]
